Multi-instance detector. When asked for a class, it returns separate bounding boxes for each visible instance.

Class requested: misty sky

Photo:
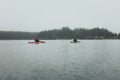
[0,0,120,33]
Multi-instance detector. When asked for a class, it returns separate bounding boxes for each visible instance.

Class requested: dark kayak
[70,41,80,43]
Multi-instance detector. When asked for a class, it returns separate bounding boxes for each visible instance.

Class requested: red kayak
[28,41,45,44]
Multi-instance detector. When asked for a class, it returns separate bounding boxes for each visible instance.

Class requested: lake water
[0,40,120,80]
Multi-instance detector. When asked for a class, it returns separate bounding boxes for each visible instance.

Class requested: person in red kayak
[34,38,40,42]
[32,38,40,43]
[28,38,45,44]
[31,38,45,43]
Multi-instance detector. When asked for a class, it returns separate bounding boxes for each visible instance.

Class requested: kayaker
[73,37,78,42]
[35,38,40,42]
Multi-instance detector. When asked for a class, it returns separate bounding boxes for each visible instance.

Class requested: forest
[38,27,120,39]
[0,27,120,40]
[0,31,37,40]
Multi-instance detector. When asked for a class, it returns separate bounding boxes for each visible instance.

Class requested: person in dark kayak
[73,37,78,42]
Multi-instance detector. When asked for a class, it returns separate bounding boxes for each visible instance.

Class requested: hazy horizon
[0,27,118,34]
[0,0,120,33]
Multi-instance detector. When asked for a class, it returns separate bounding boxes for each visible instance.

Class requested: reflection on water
[0,40,120,80]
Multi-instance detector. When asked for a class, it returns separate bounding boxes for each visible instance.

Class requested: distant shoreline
[0,27,120,40]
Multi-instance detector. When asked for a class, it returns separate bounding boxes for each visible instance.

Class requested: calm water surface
[0,40,120,80]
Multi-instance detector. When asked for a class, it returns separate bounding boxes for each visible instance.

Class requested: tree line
[0,31,37,40]
[0,27,120,40]
[38,27,120,39]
